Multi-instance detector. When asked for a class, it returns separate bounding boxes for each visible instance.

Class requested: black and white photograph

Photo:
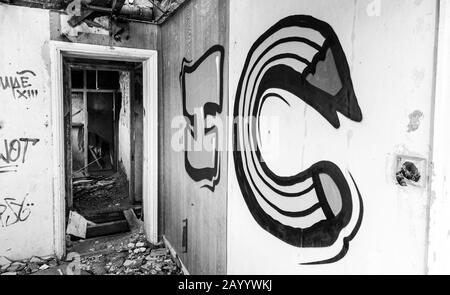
[0,0,449,284]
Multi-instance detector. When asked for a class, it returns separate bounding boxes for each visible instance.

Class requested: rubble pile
[79,232,182,275]
[73,172,131,216]
[0,255,62,275]
[0,232,182,276]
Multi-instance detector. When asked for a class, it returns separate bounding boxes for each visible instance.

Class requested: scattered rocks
[30,257,44,265]
[39,264,50,271]
[1,264,11,272]
[150,248,168,258]
[0,256,11,267]
[133,247,147,254]
[48,259,58,267]
[7,262,26,272]
[0,233,181,276]
[27,263,40,272]
[91,262,107,275]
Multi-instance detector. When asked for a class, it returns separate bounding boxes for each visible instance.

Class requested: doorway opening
[63,58,144,242]
[50,41,158,259]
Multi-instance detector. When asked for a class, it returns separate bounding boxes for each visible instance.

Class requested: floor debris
[66,211,94,239]
[73,171,133,218]
[0,231,182,276]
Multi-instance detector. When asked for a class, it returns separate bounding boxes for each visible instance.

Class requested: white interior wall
[227,0,437,274]
[0,5,54,260]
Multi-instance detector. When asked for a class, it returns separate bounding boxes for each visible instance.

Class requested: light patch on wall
[412,68,425,87]
[366,0,381,17]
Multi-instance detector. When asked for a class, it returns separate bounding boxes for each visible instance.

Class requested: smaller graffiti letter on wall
[0,137,40,174]
[180,45,225,192]
[0,70,39,100]
[0,195,34,229]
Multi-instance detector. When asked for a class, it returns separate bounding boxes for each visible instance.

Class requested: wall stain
[407,110,424,133]
[412,68,425,87]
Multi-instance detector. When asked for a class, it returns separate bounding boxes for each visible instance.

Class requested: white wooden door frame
[49,41,158,258]
[428,0,450,275]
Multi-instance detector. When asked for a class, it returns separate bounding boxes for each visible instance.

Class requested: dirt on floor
[0,229,183,276]
[73,171,134,218]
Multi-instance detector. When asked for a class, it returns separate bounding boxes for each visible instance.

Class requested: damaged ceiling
[0,0,188,24]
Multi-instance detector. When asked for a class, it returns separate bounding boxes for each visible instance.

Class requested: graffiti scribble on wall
[0,138,40,174]
[180,45,224,192]
[233,15,364,264]
[0,70,39,100]
[0,195,33,228]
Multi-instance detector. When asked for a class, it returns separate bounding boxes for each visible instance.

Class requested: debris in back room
[72,171,131,218]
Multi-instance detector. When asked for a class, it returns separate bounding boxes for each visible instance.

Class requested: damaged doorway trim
[50,41,158,258]
[428,0,450,275]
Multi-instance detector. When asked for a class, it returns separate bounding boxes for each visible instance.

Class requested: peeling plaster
[407,110,424,132]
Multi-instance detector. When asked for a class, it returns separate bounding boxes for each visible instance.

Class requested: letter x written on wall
[233,15,364,264]
[0,70,39,100]
[180,45,225,192]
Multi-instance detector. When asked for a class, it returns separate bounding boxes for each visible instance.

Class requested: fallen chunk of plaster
[66,211,95,239]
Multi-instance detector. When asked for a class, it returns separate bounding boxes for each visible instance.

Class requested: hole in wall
[396,161,421,186]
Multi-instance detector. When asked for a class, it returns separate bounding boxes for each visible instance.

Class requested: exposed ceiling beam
[0,0,189,24]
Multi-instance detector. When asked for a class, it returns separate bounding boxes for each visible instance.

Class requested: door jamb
[50,41,158,258]
[427,0,450,274]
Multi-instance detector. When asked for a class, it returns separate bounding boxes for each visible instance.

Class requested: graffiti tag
[180,45,225,192]
[0,195,33,228]
[0,138,40,174]
[0,70,39,99]
[233,15,364,264]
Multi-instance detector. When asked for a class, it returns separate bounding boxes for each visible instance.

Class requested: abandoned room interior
[3,0,450,276]
[65,59,144,238]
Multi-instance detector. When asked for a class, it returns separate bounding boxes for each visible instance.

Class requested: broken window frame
[68,63,130,175]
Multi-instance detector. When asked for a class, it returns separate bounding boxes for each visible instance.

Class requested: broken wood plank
[86,220,129,238]
[123,208,142,232]
[89,146,103,169]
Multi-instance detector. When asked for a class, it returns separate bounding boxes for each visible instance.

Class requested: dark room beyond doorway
[63,58,144,241]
